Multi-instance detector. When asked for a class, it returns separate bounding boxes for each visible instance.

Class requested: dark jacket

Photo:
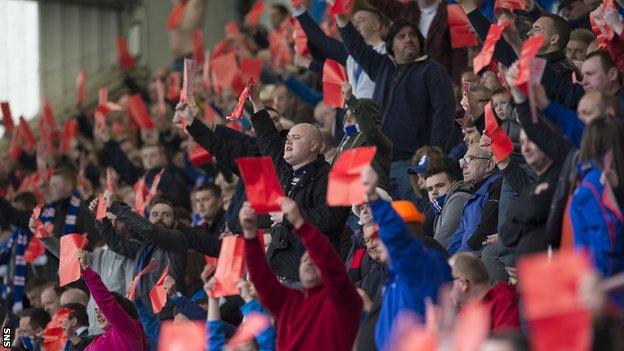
[339,22,455,159]
[251,109,349,280]
[368,0,468,83]
[332,97,393,191]
[103,140,191,209]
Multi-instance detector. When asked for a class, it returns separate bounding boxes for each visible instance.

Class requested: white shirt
[419,3,439,39]
[346,42,387,99]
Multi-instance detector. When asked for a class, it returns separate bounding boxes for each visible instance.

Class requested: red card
[189,143,213,166]
[158,321,206,351]
[59,234,88,286]
[241,58,264,83]
[59,119,79,155]
[293,20,310,56]
[329,0,354,15]
[1,102,14,133]
[8,129,21,161]
[494,0,526,10]
[96,194,108,220]
[166,3,187,30]
[40,100,57,141]
[18,117,37,150]
[117,37,136,70]
[452,302,491,351]
[23,237,46,263]
[235,156,285,213]
[211,236,245,298]
[447,5,478,48]
[515,35,544,95]
[180,59,198,106]
[473,20,512,74]
[528,57,547,123]
[225,21,242,41]
[76,69,87,104]
[155,79,167,117]
[245,0,266,27]
[167,71,181,101]
[226,79,253,120]
[327,146,378,206]
[210,52,240,91]
[193,30,205,64]
[528,312,592,351]
[127,258,159,300]
[228,312,270,348]
[323,59,348,108]
[43,307,71,351]
[106,167,117,192]
[484,102,514,161]
[149,265,170,313]
[127,94,155,130]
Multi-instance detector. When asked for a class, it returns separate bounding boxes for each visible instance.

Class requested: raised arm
[180,0,205,32]
[425,64,455,150]
[0,198,31,229]
[293,8,349,65]
[337,18,391,82]
[102,140,143,186]
[248,84,289,169]
[346,96,393,156]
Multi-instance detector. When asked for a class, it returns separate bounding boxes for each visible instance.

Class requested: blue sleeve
[369,198,428,278]
[310,0,327,23]
[240,300,276,351]
[284,75,323,106]
[170,294,207,321]
[134,299,160,347]
[208,320,226,351]
[103,140,143,185]
[182,154,209,186]
[541,102,584,148]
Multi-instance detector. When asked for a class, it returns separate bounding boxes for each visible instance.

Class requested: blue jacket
[370,199,452,351]
[542,102,584,148]
[208,299,276,351]
[570,162,624,278]
[447,172,502,254]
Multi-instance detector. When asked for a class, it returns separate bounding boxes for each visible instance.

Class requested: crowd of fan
[0,0,623,350]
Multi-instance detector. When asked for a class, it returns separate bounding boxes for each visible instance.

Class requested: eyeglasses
[459,155,490,166]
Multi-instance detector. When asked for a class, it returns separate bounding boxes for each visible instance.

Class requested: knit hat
[384,19,427,58]
[391,200,425,223]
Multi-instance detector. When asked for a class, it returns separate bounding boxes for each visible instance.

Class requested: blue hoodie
[370,199,452,351]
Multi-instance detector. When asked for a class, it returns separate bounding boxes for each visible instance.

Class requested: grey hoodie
[433,181,472,248]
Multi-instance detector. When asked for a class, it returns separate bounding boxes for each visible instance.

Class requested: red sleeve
[244,237,291,316]
[489,284,521,332]
[606,33,624,75]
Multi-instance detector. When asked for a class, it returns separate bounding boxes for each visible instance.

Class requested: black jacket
[251,109,349,280]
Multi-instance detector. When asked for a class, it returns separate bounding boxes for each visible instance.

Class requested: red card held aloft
[226,79,253,120]
[166,3,187,30]
[225,21,242,41]
[59,234,88,286]
[484,102,514,161]
[447,5,478,48]
[473,20,512,74]
[323,59,348,108]
[515,35,544,95]
[327,146,378,206]
[245,0,265,27]
[1,101,14,132]
[210,236,245,298]
[127,258,159,300]
[43,307,71,351]
[494,0,526,10]
[293,20,310,56]
[59,119,79,155]
[117,37,136,70]
[189,143,213,166]
[24,237,46,263]
[18,117,36,151]
[127,94,155,130]
[76,69,87,104]
[228,312,270,348]
[235,156,285,213]
[158,321,206,351]
[211,51,240,91]
[149,265,170,313]
[96,194,108,220]
[180,58,198,106]
[240,58,264,83]
[329,0,354,15]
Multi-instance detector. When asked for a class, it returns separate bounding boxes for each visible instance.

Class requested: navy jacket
[339,22,455,159]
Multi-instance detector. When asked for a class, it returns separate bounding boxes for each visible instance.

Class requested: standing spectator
[240,198,362,350]
[335,11,455,203]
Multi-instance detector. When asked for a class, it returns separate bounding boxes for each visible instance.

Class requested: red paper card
[167,3,187,30]
[240,58,264,83]
[447,5,478,48]
[515,35,544,95]
[473,20,512,74]
[76,69,86,104]
[484,102,514,161]
[180,58,198,106]
[323,59,348,108]
[245,0,266,27]
[188,143,213,166]
[127,94,155,130]
[210,52,240,91]
[329,0,354,15]
[24,237,46,263]
[225,21,241,41]
[40,100,57,140]
[452,302,491,351]
[59,234,88,286]
[117,37,136,70]
[43,307,71,351]
[158,321,206,351]
[59,119,79,155]
[226,79,253,120]
[18,117,36,151]
[211,236,245,298]
[228,312,270,348]
[193,30,205,64]
[494,0,526,10]
[293,20,310,56]
[96,194,108,220]
[1,102,14,133]
[127,258,159,300]
[327,146,377,206]
[149,265,169,313]
[235,156,285,213]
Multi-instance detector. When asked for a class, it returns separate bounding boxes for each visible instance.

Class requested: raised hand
[163,276,176,297]
[361,166,379,201]
[77,249,90,270]
[239,202,259,238]
[279,197,304,229]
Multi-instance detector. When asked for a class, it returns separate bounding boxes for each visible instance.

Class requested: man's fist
[163,276,176,297]
[239,202,258,237]
[279,197,304,229]
[361,166,379,200]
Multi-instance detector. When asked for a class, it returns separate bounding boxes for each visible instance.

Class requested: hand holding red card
[149,265,170,313]
[329,0,354,15]
[515,35,544,95]
[226,79,254,120]
[210,236,245,298]
[127,259,159,300]
[327,146,377,206]
[127,94,155,130]
[59,234,88,286]
[1,102,14,133]
[245,0,265,27]
[484,102,514,161]
[180,59,198,106]
[447,5,478,48]
[473,20,512,74]
[323,59,348,108]
[235,156,285,213]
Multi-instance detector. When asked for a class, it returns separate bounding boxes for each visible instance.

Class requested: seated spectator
[449,253,520,331]
[566,28,596,63]
[13,307,50,351]
[24,277,48,310]
[240,198,362,350]
[60,288,89,307]
[447,144,502,254]
[61,303,93,351]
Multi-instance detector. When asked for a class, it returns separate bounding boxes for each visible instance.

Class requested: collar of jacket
[538,49,566,63]
[391,54,429,65]
[288,156,327,184]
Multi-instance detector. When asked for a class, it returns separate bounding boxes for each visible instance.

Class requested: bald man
[247,82,350,284]
[60,288,89,307]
